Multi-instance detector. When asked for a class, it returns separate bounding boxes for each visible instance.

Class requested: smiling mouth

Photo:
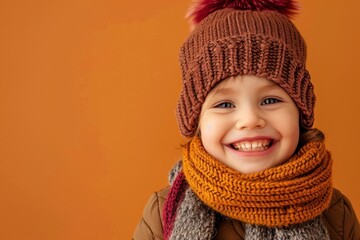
[230,139,274,152]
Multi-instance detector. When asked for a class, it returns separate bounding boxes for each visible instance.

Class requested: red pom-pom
[187,0,298,26]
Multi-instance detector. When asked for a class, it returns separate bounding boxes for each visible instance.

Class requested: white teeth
[231,140,272,152]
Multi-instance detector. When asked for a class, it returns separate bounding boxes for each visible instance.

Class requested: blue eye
[261,98,281,105]
[215,102,234,108]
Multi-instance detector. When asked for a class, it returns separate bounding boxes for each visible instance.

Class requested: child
[133,0,360,239]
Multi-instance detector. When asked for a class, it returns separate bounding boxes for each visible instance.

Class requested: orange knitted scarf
[182,136,333,227]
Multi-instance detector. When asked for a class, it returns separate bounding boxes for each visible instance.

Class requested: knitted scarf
[163,137,332,240]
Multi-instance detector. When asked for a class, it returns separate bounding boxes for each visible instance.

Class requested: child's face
[199,75,299,174]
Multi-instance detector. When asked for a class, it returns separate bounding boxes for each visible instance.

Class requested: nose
[235,106,265,130]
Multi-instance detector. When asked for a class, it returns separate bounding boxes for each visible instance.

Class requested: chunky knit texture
[244,217,330,240]
[162,171,188,240]
[182,136,332,227]
[176,9,315,137]
[169,188,216,240]
[163,159,331,240]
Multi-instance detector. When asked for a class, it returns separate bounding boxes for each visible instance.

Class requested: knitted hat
[176,0,315,137]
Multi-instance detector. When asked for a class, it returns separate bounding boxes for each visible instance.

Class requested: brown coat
[133,187,360,240]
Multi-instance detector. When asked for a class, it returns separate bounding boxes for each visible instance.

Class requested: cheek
[199,114,227,152]
[199,118,226,162]
[277,108,300,148]
[199,114,226,140]
[199,117,217,143]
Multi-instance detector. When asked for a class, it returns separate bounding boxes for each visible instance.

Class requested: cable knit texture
[176,9,315,137]
[182,136,333,227]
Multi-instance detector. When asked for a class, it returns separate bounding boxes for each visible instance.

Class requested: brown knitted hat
[176,1,315,137]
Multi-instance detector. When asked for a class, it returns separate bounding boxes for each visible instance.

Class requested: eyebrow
[212,82,280,96]
[212,87,234,95]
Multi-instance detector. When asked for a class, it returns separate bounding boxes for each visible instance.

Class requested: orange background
[1,0,359,239]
